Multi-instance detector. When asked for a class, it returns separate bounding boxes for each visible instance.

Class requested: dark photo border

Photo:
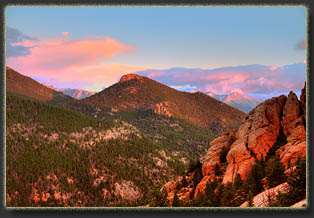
[0,1,312,217]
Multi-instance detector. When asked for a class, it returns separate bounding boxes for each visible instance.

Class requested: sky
[5,6,307,99]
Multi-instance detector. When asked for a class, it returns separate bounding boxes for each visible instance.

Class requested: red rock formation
[221,85,306,183]
[119,74,143,83]
[193,176,211,198]
[202,130,236,176]
[300,83,306,115]
[152,101,172,117]
[163,84,306,204]
[281,91,301,136]
[223,95,287,183]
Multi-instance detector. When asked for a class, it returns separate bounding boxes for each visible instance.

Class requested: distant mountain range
[46,85,95,100]
[206,91,262,113]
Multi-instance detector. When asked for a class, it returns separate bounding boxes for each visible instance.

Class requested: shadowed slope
[6,66,72,103]
[81,74,245,130]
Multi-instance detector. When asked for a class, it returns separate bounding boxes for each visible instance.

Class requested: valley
[5,67,307,208]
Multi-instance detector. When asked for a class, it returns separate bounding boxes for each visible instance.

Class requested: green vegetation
[265,155,287,188]
[271,157,306,207]
[145,182,169,207]
[160,151,305,207]
[65,101,215,169]
[6,95,186,207]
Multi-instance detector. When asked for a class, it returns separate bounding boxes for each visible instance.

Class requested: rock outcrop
[119,74,143,83]
[152,101,172,117]
[202,130,236,176]
[162,85,306,206]
[300,83,306,115]
[201,84,306,184]
[222,95,287,183]
[281,91,301,136]
[290,199,306,207]
[240,182,290,207]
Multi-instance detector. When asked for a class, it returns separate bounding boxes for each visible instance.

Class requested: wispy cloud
[170,84,197,91]
[6,26,39,57]
[62,32,69,36]
[296,40,306,50]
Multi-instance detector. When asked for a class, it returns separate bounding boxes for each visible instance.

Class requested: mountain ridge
[80,73,245,130]
[206,91,262,113]
[6,66,73,103]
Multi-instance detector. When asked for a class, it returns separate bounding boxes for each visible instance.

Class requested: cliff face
[163,85,306,204]
[201,84,306,184]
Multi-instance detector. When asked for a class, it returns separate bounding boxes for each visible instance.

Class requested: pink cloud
[7,35,133,86]
[137,63,306,100]
[62,32,69,36]
[269,66,277,71]
[65,63,148,91]
[147,71,164,78]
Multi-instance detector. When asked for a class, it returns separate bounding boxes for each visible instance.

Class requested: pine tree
[221,182,234,206]
[181,175,188,188]
[172,192,180,207]
[148,182,169,207]
[245,158,265,195]
[213,184,224,206]
[234,173,243,191]
[265,155,287,188]
[214,163,221,176]
[247,190,254,207]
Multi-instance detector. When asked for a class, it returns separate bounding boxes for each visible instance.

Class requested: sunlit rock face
[208,84,306,184]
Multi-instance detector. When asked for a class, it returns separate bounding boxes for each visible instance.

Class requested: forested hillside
[6,94,185,207]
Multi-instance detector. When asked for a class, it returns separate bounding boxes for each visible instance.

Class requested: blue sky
[6,6,307,97]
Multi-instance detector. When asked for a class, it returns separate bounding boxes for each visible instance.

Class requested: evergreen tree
[172,192,180,207]
[265,155,287,188]
[214,163,221,176]
[271,157,306,207]
[213,184,224,206]
[247,190,254,207]
[221,182,234,206]
[234,173,243,191]
[232,185,248,206]
[204,179,218,206]
[245,158,265,195]
[181,175,188,188]
[192,167,203,188]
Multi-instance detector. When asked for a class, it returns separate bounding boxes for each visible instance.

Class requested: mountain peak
[119,74,144,83]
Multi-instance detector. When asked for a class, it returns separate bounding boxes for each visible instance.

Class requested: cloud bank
[6,27,147,91]
[6,27,306,98]
[135,63,306,100]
